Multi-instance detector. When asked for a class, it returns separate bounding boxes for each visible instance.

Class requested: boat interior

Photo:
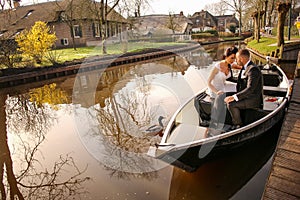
[164,64,289,145]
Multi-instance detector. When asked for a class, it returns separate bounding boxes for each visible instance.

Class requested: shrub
[15,21,57,65]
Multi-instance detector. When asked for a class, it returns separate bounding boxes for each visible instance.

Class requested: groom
[224,49,263,129]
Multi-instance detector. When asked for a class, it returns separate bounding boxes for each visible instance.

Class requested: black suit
[210,61,263,127]
[227,61,263,125]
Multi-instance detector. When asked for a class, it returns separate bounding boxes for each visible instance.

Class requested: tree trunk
[267,0,276,27]
[276,2,291,47]
[0,93,24,200]
[252,11,261,42]
[239,12,242,36]
[0,159,6,200]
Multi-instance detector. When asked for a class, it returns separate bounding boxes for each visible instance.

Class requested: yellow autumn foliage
[29,83,70,110]
[15,21,57,64]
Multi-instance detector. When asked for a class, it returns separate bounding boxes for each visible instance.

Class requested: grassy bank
[246,37,279,56]
[0,41,189,69]
[52,42,188,63]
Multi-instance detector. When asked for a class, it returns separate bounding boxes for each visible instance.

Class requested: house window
[0,30,7,37]
[73,25,82,38]
[59,11,67,21]
[118,24,122,34]
[61,38,69,45]
[207,19,211,26]
[93,22,101,37]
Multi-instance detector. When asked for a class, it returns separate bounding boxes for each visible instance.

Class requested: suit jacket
[236,61,263,108]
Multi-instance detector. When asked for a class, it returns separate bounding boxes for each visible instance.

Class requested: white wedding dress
[208,63,232,98]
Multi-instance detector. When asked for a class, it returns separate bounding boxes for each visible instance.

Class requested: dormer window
[0,30,7,37]
[59,11,67,21]
[12,29,24,38]
[22,10,34,19]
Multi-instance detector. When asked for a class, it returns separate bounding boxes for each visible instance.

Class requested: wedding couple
[207,47,263,131]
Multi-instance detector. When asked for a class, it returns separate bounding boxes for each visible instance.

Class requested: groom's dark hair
[238,49,250,59]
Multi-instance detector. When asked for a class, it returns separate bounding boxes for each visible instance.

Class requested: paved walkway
[262,77,300,199]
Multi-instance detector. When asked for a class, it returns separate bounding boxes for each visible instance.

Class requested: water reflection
[1,85,90,199]
[73,52,212,174]
[0,42,283,199]
[169,122,282,200]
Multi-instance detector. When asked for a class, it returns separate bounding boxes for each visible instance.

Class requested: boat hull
[157,107,285,172]
[153,63,290,172]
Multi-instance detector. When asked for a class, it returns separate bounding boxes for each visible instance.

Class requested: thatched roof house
[130,12,193,38]
[0,0,128,48]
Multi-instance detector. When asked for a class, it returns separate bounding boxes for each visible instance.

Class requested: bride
[207,46,241,98]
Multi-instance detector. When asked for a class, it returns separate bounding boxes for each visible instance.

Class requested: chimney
[180,11,184,16]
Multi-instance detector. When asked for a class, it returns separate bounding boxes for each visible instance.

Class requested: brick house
[215,14,239,32]
[189,10,239,33]
[189,10,218,32]
[0,0,128,48]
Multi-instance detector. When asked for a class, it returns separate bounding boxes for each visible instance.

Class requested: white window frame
[94,22,101,37]
[73,25,81,38]
[62,38,69,45]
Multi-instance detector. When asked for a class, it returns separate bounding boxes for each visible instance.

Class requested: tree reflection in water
[76,59,192,177]
[92,73,164,177]
[0,83,90,200]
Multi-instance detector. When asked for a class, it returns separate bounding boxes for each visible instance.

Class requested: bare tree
[131,0,152,17]
[250,0,266,42]
[221,0,248,36]
[167,12,181,34]
[267,0,277,27]
[276,1,291,46]
[0,0,22,68]
[0,39,19,68]
[0,0,16,10]
[204,1,228,16]
[86,0,122,54]
[54,0,81,50]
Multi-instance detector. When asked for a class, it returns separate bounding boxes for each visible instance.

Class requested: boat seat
[261,68,283,87]
[194,92,212,121]
[195,93,272,126]
[263,86,287,97]
[194,93,234,125]
[167,124,207,145]
[240,108,270,125]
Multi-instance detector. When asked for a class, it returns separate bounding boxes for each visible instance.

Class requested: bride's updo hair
[222,46,238,59]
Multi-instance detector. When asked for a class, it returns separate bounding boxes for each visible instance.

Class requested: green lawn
[0,41,188,69]
[52,42,187,63]
[247,37,279,56]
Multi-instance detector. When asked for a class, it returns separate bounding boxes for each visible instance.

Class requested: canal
[0,42,291,199]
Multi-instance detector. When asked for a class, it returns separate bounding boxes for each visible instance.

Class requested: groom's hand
[224,96,235,103]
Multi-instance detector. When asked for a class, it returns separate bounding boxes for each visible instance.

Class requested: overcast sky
[20,0,220,16]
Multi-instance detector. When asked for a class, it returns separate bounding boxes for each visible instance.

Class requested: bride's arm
[208,67,222,95]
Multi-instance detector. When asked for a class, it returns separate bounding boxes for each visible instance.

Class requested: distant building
[215,14,239,32]
[189,10,239,33]
[0,0,128,48]
[189,10,218,32]
[130,12,193,40]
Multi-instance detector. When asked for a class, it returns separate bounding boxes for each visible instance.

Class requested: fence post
[296,51,300,78]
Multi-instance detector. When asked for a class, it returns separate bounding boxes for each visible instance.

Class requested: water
[0,42,282,199]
